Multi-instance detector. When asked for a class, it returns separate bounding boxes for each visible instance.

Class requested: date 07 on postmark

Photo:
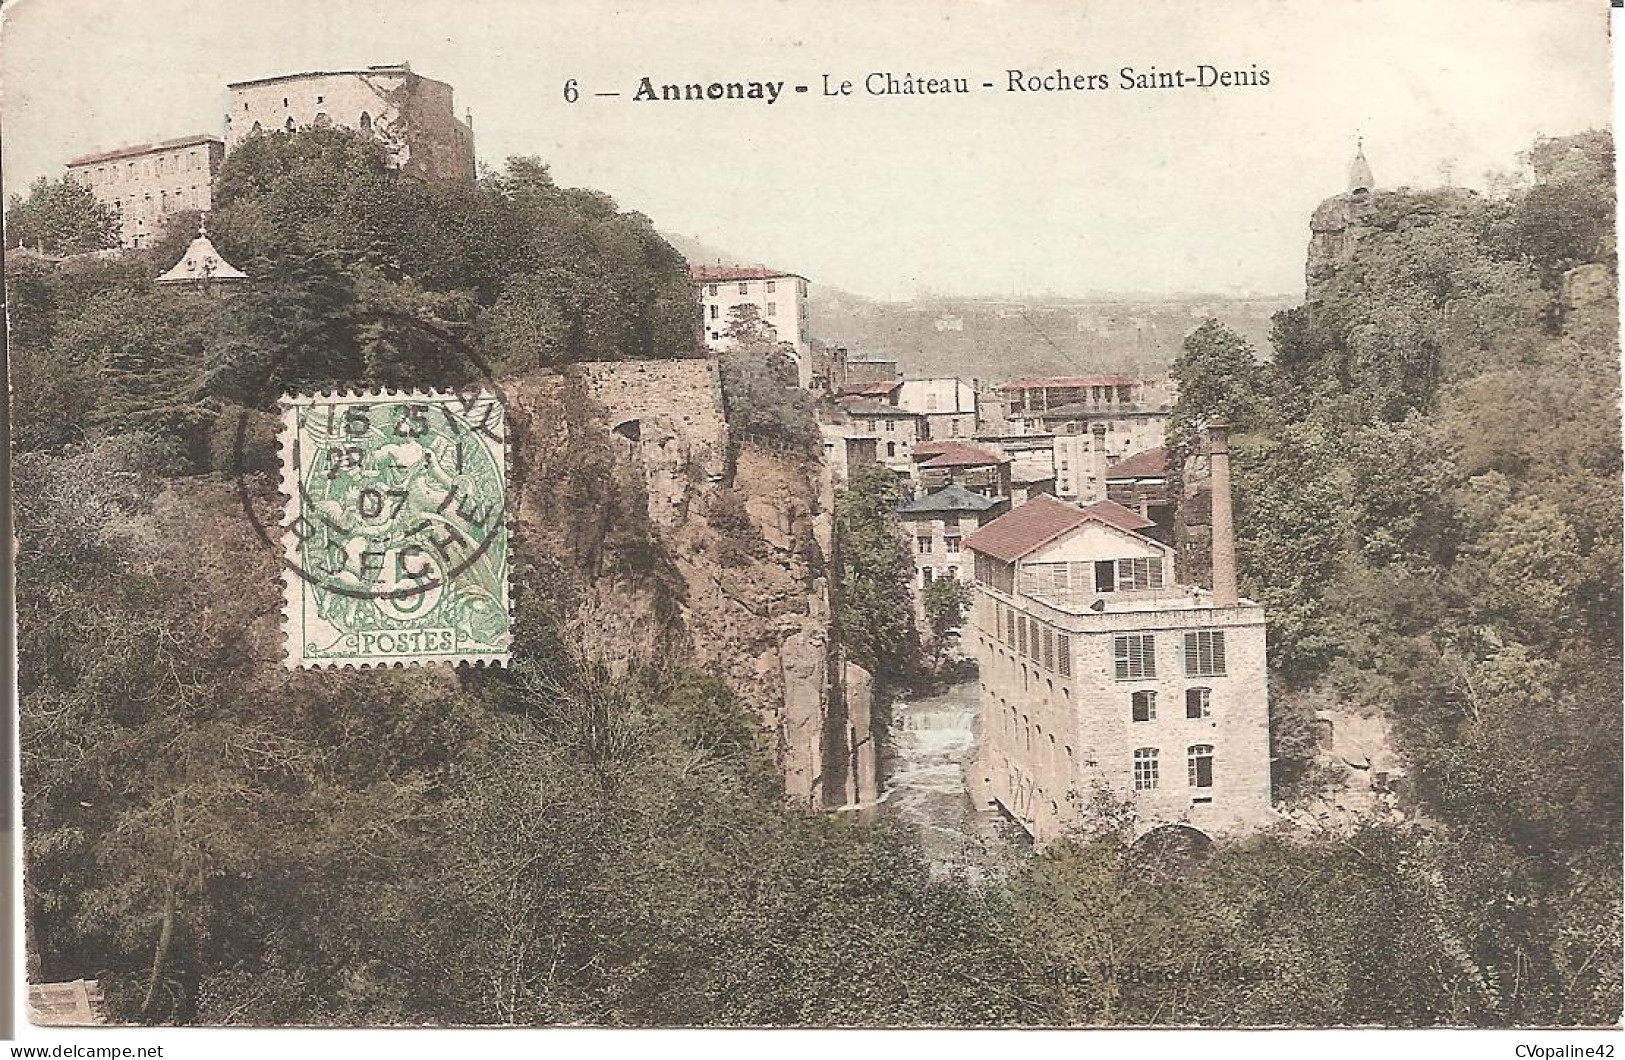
[278,390,512,669]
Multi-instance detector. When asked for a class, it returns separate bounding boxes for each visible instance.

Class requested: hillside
[663,229,1293,381]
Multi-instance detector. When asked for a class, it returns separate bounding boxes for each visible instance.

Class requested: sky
[0,0,1613,301]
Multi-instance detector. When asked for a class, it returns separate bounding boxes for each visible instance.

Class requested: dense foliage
[13,126,1620,1027]
[1166,130,1621,1022]
[5,176,121,256]
[833,463,921,682]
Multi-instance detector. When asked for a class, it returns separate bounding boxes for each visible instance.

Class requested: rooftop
[836,380,902,398]
[1107,446,1169,479]
[898,484,1005,516]
[691,264,806,283]
[963,495,1155,563]
[840,399,913,417]
[227,63,427,89]
[67,134,222,167]
[1000,375,1141,391]
[1040,402,1170,419]
[917,442,1005,469]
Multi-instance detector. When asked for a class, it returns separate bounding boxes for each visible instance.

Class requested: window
[1056,633,1072,677]
[945,536,960,554]
[1134,748,1159,790]
[1017,617,1028,657]
[285,117,297,131]
[1186,687,1212,719]
[884,419,896,432]
[917,537,933,555]
[1183,631,1228,677]
[359,112,372,132]
[1132,690,1157,722]
[1041,628,1055,671]
[766,302,777,317]
[922,568,934,586]
[766,280,776,293]
[1117,556,1165,590]
[947,565,958,579]
[886,442,896,458]
[1095,560,1116,593]
[316,95,325,104]
[1114,634,1155,679]
[283,97,290,107]
[710,331,720,340]
[708,283,718,296]
[738,282,749,294]
[951,420,962,436]
[1188,744,1214,788]
[709,305,718,320]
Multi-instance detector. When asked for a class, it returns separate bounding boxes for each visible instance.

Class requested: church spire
[1348,137,1374,196]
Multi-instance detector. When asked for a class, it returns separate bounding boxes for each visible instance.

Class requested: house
[1106,445,1171,539]
[692,264,814,386]
[65,134,224,248]
[838,399,927,469]
[897,377,978,440]
[963,427,1272,844]
[897,483,1008,600]
[911,441,1011,499]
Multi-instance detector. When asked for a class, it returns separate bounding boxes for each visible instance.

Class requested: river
[880,678,1030,878]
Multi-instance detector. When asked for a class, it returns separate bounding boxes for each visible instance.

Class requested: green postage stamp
[278,390,512,669]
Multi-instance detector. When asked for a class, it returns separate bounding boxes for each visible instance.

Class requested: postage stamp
[278,389,512,669]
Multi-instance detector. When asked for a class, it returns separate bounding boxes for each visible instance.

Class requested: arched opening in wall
[284,117,297,132]
[359,112,373,133]
[251,121,263,134]
[611,419,642,443]
[313,112,332,128]
[1131,822,1214,869]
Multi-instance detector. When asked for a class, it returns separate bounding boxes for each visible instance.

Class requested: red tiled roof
[999,375,1141,391]
[964,495,1156,562]
[837,380,902,398]
[1080,498,1157,534]
[919,443,1004,468]
[1106,447,1168,480]
[67,134,222,167]
[690,264,805,283]
[964,496,1092,562]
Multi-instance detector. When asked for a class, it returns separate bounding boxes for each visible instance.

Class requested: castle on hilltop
[65,62,475,248]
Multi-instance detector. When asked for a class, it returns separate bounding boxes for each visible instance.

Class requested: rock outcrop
[505,358,875,808]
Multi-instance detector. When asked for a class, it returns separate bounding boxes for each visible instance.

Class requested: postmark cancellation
[278,389,512,669]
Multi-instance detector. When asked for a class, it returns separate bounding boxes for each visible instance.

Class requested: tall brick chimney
[1208,423,1238,607]
[1090,423,1110,503]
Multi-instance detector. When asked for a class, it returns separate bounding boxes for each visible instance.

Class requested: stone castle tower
[1305,141,1378,296]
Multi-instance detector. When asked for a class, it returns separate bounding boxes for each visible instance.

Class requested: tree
[6,176,120,256]
[834,464,919,682]
[921,577,970,663]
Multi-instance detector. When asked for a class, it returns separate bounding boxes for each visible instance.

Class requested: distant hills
[662,230,1296,384]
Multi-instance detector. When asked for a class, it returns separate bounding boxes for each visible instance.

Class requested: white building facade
[693,265,814,387]
[964,457,1272,845]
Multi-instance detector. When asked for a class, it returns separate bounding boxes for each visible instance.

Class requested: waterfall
[881,679,1029,877]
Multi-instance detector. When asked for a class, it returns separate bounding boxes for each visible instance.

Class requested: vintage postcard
[4,0,1619,1043]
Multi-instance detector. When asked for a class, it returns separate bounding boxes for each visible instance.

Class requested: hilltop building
[65,135,224,248]
[692,265,814,386]
[226,64,475,183]
[965,427,1272,844]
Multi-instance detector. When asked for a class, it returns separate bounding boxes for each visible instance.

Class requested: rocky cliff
[503,358,875,807]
